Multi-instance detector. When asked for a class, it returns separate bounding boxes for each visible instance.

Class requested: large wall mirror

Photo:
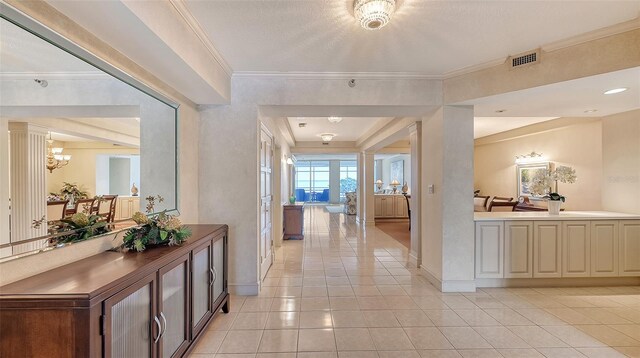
[0,11,178,261]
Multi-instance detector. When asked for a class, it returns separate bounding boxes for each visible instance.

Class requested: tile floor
[191,206,640,358]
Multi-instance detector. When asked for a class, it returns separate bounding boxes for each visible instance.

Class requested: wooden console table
[0,224,229,358]
[283,204,304,240]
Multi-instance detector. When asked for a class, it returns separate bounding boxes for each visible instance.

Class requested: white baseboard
[408,251,419,267]
[229,281,259,296]
[419,265,476,292]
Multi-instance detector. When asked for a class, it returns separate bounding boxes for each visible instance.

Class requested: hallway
[191,206,640,358]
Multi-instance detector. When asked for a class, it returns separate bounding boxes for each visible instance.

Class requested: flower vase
[548,200,562,215]
[289,196,296,204]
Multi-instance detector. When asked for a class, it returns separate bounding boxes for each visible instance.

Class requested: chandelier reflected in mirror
[354,0,396,30]
[46,132,71,173]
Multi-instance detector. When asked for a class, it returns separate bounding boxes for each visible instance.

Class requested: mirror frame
[0,4,181,260]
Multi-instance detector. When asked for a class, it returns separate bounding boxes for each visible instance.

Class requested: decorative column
[8,123,48,249]
[362,151,376,227]
[0,119,10,257]
[356,153,364,223]
[408,122,422,266]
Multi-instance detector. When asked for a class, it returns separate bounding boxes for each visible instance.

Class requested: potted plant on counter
[530,166,577,215]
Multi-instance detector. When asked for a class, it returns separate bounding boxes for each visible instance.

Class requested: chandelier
[46,132,71,173]
[354,0,396,30]
[320,133,335,142]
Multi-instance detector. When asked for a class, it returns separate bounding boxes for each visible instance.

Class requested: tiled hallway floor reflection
[191,206,640,358]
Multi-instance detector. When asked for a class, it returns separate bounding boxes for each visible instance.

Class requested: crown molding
[0,71,110,80]
[233,71,443,80]
[168,0,233,77]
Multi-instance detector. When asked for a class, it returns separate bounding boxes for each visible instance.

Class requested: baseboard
[408,251,419,267]
[229,281,259,295]
[419,266,476,292]
[475,276,640,288]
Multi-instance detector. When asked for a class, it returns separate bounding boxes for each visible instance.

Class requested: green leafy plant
[53,212,109,244]
[120,211,191,252]
[54,182,89,200]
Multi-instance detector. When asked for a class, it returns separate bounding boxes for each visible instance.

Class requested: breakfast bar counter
[473,211,640,286]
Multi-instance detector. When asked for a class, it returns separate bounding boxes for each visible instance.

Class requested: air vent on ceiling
[322,142,329,145]
[298,122,307,128]
[509,49,540,69]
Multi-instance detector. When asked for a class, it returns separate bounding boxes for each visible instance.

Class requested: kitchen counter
[475,211,640,221]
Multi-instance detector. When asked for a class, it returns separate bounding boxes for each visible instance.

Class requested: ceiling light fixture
[354,0,396,30]
[328,116,343,124]
[584,109,598,113]
[320,133,335,142]
[604,88,627,95]
[34,79,48,87]
[46,132,71,173]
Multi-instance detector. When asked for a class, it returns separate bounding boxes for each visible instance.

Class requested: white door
[260,128,274,281]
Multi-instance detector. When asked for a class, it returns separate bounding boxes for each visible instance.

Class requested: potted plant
[51,182,89,206]
[53,213,109,244]
[530,166,577,215]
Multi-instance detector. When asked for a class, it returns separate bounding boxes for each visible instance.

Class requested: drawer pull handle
[153,316,161,343]
[160,312,167,339]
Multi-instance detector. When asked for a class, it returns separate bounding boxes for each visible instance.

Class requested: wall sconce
[515,151,547,165]
[285,154,295,165]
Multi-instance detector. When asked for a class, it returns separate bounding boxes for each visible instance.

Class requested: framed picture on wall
[391,159,404,185]
[517,162,552,199]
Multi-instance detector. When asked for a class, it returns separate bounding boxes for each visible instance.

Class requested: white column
[0,119,10,257]
[409,122,422,266]
[356,153,364,223]
[421,106,475,292]
[329,160,341,203]
[362,152,376,227]
[8,123,48,248]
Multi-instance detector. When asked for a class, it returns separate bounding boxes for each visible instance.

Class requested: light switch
[428,184,435,194]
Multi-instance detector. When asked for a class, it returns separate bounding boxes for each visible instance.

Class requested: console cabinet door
[374,196,383,217]
[159,254,190,358]
[104,273,157,358]
[191,239,213,337]
[394,196,408,217]
[619,220,640,276]
[562,221,591,277]
[213,237,226,305]
[504,221,533,278]
[591,221,619,276]
[533,221,562,278]
[475,221,504,278]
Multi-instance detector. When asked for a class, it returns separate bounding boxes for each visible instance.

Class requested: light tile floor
[191,206,640,358]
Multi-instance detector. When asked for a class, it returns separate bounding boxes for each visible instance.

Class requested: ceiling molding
[168,0,233,77]
[443,14,640,80]
[233,71,443,80]
[0,71,111,80]
[474,117,601,146]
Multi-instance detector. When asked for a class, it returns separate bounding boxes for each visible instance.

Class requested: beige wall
[46,141,139,197]
[474,119,603,211]
[602,109,640,214]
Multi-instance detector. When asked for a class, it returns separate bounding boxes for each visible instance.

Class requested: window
[295,161,330,202]
[339,161,358,202]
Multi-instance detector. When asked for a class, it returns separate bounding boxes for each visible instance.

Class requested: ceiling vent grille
[509,49,540,69]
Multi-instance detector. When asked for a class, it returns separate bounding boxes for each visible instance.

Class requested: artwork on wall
[390,159,404,186]
[517,162,552,198]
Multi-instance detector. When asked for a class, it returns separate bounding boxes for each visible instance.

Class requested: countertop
[474,211,640,221]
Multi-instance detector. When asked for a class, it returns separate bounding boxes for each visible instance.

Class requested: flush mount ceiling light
[354,0,396,30]
[604,87,628,95]
[584,109,598,113]
[328,116,343,124]
[320,133,335,142]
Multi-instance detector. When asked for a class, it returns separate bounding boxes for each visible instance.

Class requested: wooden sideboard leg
[222,297,230,313]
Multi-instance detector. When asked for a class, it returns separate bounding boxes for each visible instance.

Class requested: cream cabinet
[590,221,619,276]
[618,220,640,276]
[562,221,591,277]
[115,196,141,220]
[533,221,562,278]
[504,221,533,278]
[374,195,408,219]
[475,221,504,278]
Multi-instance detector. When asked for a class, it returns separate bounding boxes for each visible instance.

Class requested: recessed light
[604,88,627,95]
[298,123,307,128]
[495,109,506,113]
[584,109,598,113]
